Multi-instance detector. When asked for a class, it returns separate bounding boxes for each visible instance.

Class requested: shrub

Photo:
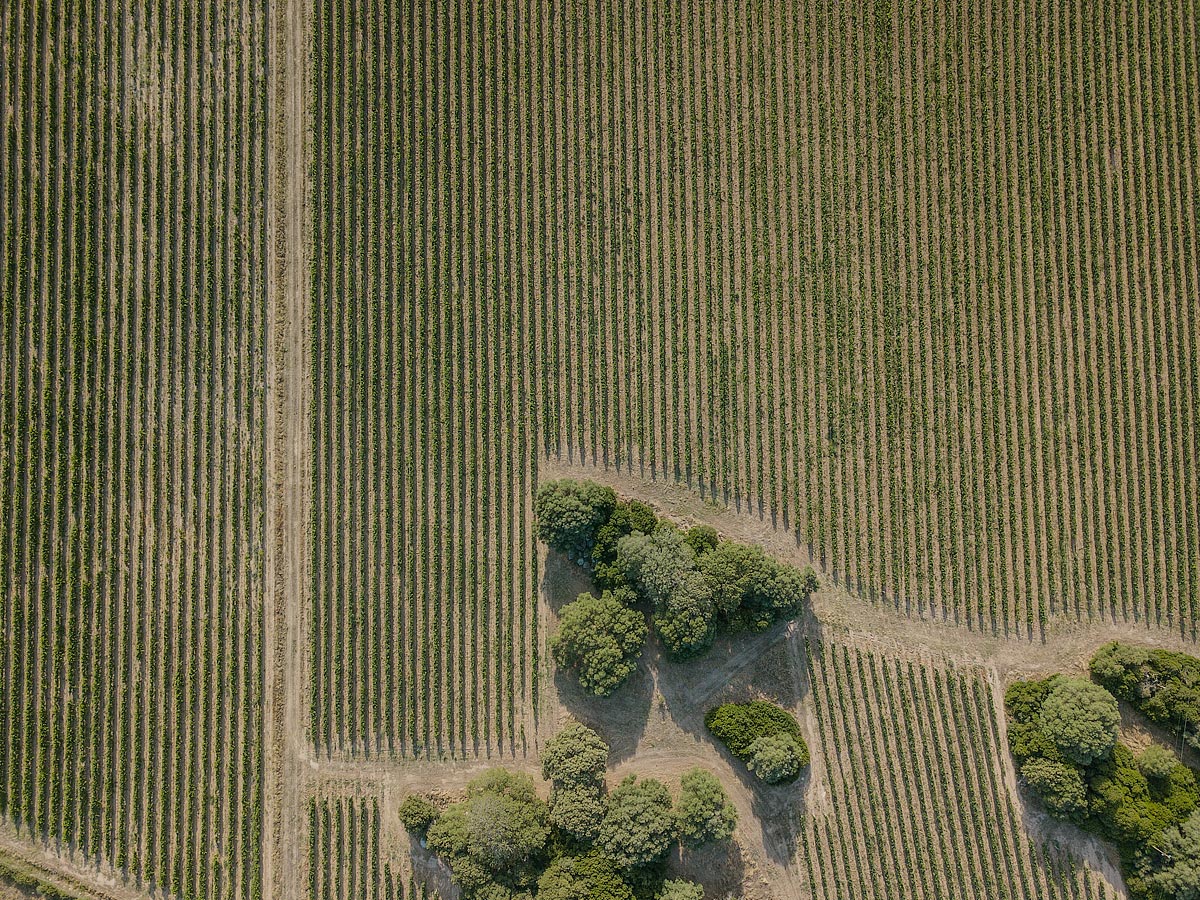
[705,700,809,775]
[398,794,439,836]
[746,734,807,784]
[1147,810,1200,899]
[1020,758,1088,819]
[536,480,618,559]
[1138,745,1179,782]
[551,593,647,696]
[1091,642,1200,751]
[675,768,737,847]
[1039,678,1120,765]
[596,776,677,871]
[683,525,718,556]
[658,880,705,900]
[542,722,610,786]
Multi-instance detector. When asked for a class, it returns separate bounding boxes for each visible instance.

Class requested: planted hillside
[1090,643,1200,751]
[1006,676,1199,899]
[538,480,817,692]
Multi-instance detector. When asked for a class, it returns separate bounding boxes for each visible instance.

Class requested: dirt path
[0,823,152,900]
[263,0,310,896]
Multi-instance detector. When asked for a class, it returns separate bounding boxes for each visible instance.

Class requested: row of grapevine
[307,798,434,900]
[310,0,538,757]
[0,0,267,897]
[513,0,1198,634]
[798,639,1118,899]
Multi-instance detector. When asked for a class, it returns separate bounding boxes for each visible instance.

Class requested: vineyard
[0,0,266,899]
[799,640,1120,900]
[307,798,433,900]
[309,0,539,757]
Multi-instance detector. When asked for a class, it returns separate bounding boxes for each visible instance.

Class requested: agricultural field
[1,0,1198,897]
[0,1,267,900]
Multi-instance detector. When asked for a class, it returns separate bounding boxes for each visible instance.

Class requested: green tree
[684,525,719,556]
[1138,745,1179,782]
[596,776,677,871]
[549,785,606,842]
[1019,758,1088,818]
[535,480,617,558]
[675,769,737,847]
[1039,678,1120,765]
[654,571,716,658]
[551,593,647,696]
[542,722,610,786]
[746,734,805,784]
[617,528,696,605]
[592,501,658,590]
[1148,810,1200,899]
[658,880,705,900]
[398,794,439,836]
[537,854,635,900]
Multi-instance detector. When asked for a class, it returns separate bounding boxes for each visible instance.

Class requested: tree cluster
[1006,675,1200,899]
[1090,642,1200,752]
[401,723,730,899]
[705,700,810,785]
[537,479,818,695]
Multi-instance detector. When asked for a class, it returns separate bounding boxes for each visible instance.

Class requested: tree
[1019,758,1088,818]
[426,769,550,889]
[1039,678,1120,766]
[1138,745,1179,781]
[398,794,439,836]
[596,775,677,871]
[675,768,737,847]
[537,854,635,900]
[551,593,647,696]
[592,501,658,589]
[654,571,716,658]
[542,722,610,786]
[696,541,764,620]
[535,480,617,558]
[549,784,606,842]
[1148,810,1200,900]
[746,734,806,784]
[617,528,696,605]
[658,880,705,900]
[684,525,719,556]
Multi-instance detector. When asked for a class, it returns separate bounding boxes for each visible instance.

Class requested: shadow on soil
[543,549,825,869]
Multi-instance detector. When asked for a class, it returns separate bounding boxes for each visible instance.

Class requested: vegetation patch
[1005,675,1200,899]
[705,701,810,785]
[1090,643,1200,752]
[537,479,817,693]
[401,724,734,899]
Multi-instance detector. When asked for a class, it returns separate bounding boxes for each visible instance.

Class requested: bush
[1039,678,1120,765]
[542,722,610,786]
[551,593,647,696]
[1138,745,1179,782]
[398,794,439,836]
[537,854,635,900]
[746,734,807,784]
[1147,810,1200,899]
[536,480,618,559]
[683,525,718,556]
[705,700,809,780]
[675,768,737,847]
[596,776,677,871]
[1091,642,1200,752]
[1020,758,1088,819]
[658,880,705,900]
